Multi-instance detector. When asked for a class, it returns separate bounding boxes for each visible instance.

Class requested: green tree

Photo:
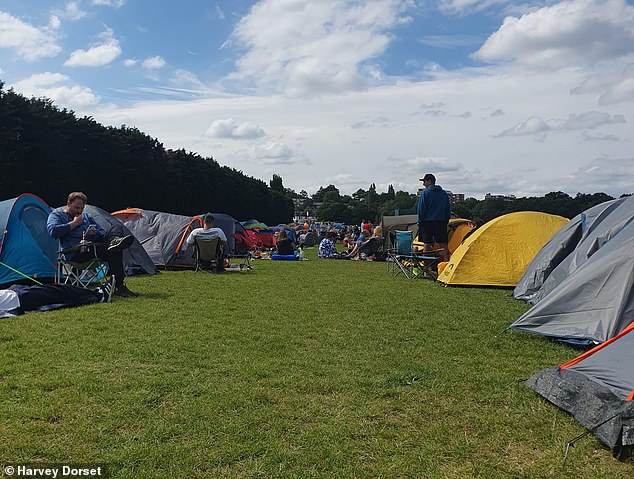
[313,185,339,202]
[269,174,284,192]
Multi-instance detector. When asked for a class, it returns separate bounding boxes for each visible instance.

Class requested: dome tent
[0,194,57,285]
[513,198,627,303]
[437,212,568,287]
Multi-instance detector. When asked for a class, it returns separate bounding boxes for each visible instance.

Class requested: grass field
[1,249,632,478]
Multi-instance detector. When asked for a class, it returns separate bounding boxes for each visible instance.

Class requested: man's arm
[417,191,426,226]
[47,210,81,240]
[85,216,105,239]
[184,230,196,248]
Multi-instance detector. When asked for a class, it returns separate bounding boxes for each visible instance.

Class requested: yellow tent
[437,211,568,287]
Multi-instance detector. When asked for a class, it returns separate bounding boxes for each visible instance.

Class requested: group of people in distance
[316,225,384,260]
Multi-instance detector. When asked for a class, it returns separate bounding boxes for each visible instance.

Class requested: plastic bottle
[298,247,305,260]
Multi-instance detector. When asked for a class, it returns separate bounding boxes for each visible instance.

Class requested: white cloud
[91,0,126,7]
[228,0,414,97]
[564,156,634,193]
[11,72,100,108]
[420,34,482,48]
[142,56,166,69]
[439,0,509,15]
[572,63,634,104]
[122,58,137,67]
[55,1,87,21]
[496,111,626,137]
[351,116,392,129]
[169,69,206,90]
[64,29,121,67]
[48,15,62,30]
[0,11,61,61]
[215,4,226,20]
[474,0,634,69]
[389,156,463,176]
[249,141,296,164]
[205,119,266,139]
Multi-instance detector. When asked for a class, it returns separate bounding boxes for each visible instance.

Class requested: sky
[1,0,633,199]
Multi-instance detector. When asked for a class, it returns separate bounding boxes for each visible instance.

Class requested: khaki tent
[437,211,568,287]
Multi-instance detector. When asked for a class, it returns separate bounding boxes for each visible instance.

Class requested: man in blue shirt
[47,192,137,297]
[417,173,451,262]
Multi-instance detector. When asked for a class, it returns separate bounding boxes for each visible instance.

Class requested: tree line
[0,83,293,224]
[294,185,629,225]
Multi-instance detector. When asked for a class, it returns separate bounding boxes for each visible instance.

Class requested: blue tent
[0,194,58,285]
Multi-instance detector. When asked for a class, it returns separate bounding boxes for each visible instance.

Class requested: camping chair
[57,242,110,289]
[193,237,224,272]
[387,230,439,279]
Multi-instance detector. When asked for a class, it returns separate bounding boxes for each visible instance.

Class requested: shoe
[114,284,138,298]
[108,235,134,251]
[98,276,116,303]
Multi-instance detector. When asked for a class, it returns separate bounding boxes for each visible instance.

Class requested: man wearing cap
[417,173,451,262]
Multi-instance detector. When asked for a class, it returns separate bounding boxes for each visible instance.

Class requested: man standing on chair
[417,173,451,262]
[47,192,137,298]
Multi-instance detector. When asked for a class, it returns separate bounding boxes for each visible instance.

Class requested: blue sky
[2,0,633,199]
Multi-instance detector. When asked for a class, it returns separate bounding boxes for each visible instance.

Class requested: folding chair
[387,230,439,279]
[57,242,110,289]
[193,237,223,272]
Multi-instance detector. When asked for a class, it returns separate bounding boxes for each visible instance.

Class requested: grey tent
[112,208,201,268]
[526,322,634,456]
[509,196,634,347]
[514,197,628,303]
[85,205,156,275]
[527,195,633,305]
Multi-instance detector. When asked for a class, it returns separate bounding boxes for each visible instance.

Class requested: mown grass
[1,248,632,478]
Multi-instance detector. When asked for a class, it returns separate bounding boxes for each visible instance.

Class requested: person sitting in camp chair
[185,213,228,271]
[47,192,137,298]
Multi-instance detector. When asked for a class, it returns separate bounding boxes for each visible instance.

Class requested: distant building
[485,193,516,202]
[446,191,465,203]
[416,188,464,204]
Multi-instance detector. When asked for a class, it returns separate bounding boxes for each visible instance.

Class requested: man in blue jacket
[417,173,451,261]
[47,192,137,297]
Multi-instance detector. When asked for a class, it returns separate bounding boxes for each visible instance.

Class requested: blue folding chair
[387,230,439,279]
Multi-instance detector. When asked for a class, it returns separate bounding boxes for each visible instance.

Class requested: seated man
[47,192,137,297]
[185,213,228,269]
[0,280,114,318]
